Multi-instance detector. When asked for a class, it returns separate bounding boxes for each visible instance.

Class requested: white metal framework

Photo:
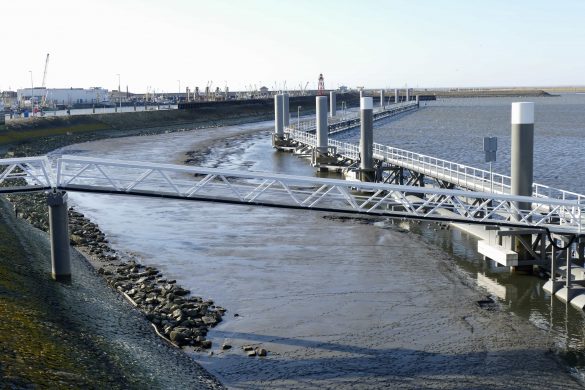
[0,156,53,192]
[284,120,585,204]
[1,155,582,234]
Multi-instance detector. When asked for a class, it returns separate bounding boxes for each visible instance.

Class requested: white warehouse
[17,87,110,106]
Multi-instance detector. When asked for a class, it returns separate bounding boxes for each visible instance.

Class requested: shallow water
[52,96,585,388]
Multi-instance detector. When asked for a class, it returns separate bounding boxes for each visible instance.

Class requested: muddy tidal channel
[52,120,583,389]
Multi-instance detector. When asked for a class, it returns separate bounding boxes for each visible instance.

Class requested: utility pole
[29,70,34,117]
[117,74,121,112]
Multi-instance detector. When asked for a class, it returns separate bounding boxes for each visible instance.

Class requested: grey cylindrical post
[416,95,420,106]
[566,248,572,289]
[274,94,284,137]
[359,90,364,99]
[380,90,384,108]
[316,96,328,153]
[47,191,71,281]
[92,105,95,114]
[360,97,374,174]
[511,102,534,264]
[511,102,534,217]
[329,91,336,117]
[394,88,399,103]
[405,88,410,102]
[283,93,290,127]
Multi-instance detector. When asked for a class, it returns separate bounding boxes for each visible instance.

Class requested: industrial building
[17,87,110,107]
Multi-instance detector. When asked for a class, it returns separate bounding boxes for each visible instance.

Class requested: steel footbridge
[0,155,583,235]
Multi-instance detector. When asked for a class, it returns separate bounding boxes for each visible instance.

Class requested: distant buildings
[1,91,17,109]
[16,87,110,107]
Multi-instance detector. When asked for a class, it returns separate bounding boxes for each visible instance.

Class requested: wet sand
[54,122,584,389]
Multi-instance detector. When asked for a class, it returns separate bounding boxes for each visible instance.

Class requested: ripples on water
[337,94,585,193]
[57,95,585,385]
[336,94,585,369]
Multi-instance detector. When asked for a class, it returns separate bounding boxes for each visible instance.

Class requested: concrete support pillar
[416,95,420,106]
[316,96,328,153]
[405,88,410,102]
[274,94,284,138]
[511,102,534,262]
[394,88,399,103]
[283,93,290,127]
[551,244,557,281]
[329,91,336,117]
[566,248,572,289]
[380,89,384,108]
[47,191,71,281]
[359,97,375,182]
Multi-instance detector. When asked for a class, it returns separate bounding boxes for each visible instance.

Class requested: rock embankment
[5,183,223,350]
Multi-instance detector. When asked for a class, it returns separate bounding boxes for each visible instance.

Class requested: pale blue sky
[1,0,583,93]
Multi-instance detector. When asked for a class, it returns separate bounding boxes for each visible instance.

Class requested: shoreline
[0,117,272,387]
[2,110,585,387]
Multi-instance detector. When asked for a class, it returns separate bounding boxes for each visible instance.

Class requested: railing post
[359,97,375,182]
[47,190,71,281]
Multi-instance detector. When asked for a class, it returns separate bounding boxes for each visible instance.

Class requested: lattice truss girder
[55,156,583,233]
[0,157,53,191]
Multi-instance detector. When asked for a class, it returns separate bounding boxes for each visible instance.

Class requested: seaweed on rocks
[3,190,225,349]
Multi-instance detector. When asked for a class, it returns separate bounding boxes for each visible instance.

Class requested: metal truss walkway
[0,155,583,235]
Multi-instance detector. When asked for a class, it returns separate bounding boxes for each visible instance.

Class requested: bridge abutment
[47,190,71,281]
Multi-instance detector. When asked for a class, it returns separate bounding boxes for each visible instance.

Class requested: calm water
[53,95,585,388]
[337,94,585,193]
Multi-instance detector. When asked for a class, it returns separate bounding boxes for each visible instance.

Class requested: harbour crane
[41,53,50,108]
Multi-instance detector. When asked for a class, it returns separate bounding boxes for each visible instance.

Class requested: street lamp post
[29,70,34,117]
[117,74,121,112]
[297,105,302,128]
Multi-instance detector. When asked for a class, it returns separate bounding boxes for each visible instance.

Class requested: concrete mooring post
[329,91,336,117]
[316,96,328,153]
[283,93,290,127]
[511,102,534,263]
[394,88,399,103]
[47,191,71,281]
[273,94,284,147]
[359,97,375,182]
